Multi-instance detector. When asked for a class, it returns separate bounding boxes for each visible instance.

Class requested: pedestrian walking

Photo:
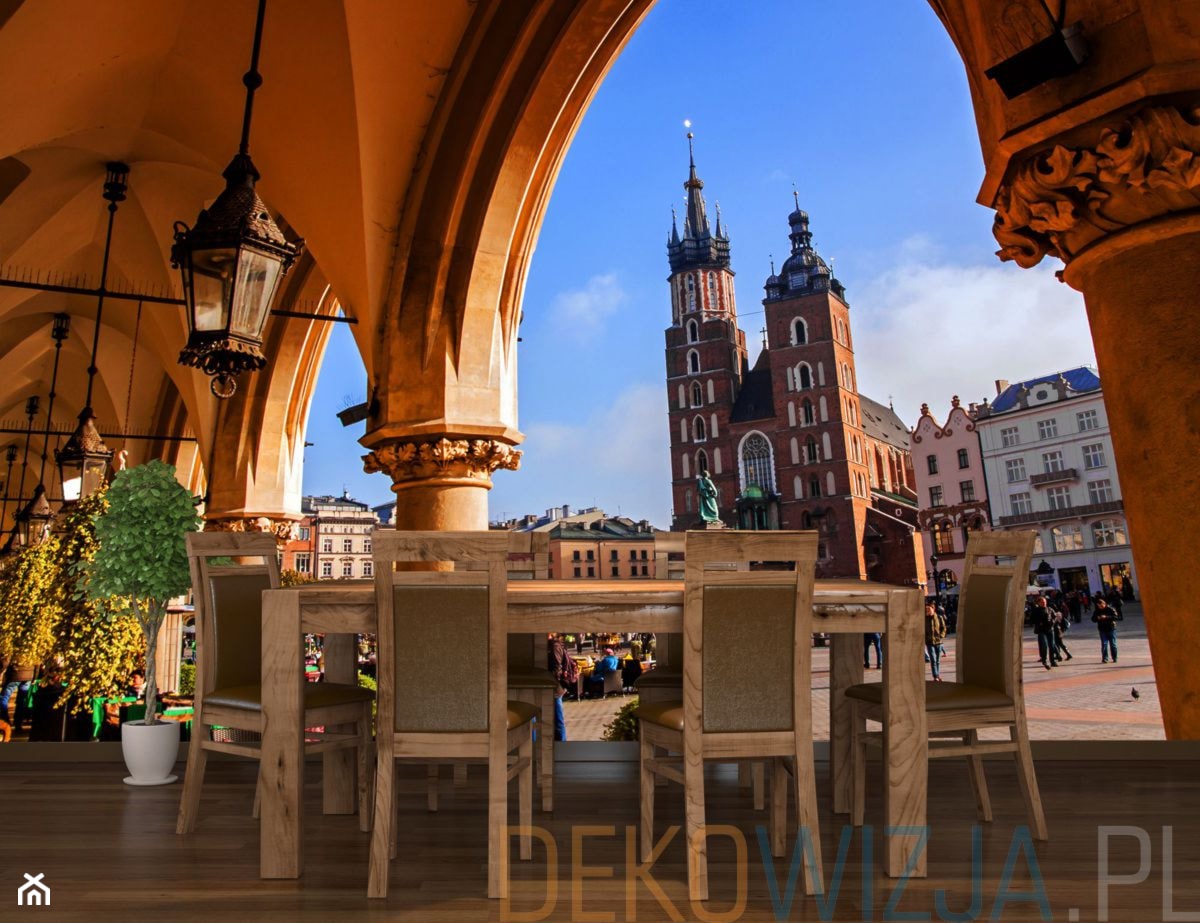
[1052,609,1072,661]
[863,632,882,669]
[1092,597,1120,663]
[925,604,947,682]
[1031,596,1059,669]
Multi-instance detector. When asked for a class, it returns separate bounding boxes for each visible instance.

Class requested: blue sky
[303,0,1096,526]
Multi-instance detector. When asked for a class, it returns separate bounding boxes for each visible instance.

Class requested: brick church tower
[664,134,746,529]
[663,141,923,583]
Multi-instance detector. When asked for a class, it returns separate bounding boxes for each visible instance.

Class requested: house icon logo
[17,873,49,906]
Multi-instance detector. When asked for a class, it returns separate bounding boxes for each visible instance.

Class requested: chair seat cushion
[507,699,539,729]
[633,701,684,732]
[635,669,681,689]
[844,681,1013,712]
[508,668,558,690]
[205,682,374,711]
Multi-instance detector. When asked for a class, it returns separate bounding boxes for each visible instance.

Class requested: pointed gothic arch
[686,318,699,343]
[791,317,808,346]
[738,431,776,493]
[796,361,813,390]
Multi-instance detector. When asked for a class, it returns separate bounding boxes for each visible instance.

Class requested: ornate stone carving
[204,515,298,543]
[994,104,1200,268]
[362,437,522,488]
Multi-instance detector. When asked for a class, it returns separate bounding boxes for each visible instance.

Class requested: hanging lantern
[171,0,302,399]
[172,154,302,398]
[16,484,53,548]
[56,407,112,502]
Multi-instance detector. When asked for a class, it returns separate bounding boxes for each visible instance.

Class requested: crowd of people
[1029,585,1126,668]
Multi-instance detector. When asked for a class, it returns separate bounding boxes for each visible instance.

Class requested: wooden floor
[5,757,1198,921]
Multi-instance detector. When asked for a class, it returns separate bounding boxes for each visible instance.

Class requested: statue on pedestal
[696,469,721,525]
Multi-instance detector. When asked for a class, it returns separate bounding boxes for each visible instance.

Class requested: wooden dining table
[258,578,927,881]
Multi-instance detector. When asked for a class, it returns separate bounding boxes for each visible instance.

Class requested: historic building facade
[498,505,660,580]
[912,396,993,590]
[975,369,1136,596]
[305,492,380,580]
[663,142,922,582]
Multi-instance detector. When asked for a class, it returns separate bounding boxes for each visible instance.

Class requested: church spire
[666,128,730,273]
[683,132,710,239]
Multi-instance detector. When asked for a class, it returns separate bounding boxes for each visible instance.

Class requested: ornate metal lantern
[172,0,302,399]
[56,407,112,502]
[15,484,52,548]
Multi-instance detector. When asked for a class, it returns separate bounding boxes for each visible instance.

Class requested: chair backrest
[653,532,685,581]
[185,532,281,696]
[683,530,818,735]
[373,531,529,736]
[954,530,1036,698]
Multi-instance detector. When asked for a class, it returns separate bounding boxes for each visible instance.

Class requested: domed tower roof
[763,189,846,302]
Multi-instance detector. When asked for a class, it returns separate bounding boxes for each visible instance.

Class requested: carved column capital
[994,104,1200,269]
[203,515,299,545]
[362,437,522,491]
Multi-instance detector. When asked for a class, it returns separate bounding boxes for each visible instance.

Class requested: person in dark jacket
[1092,597,1120,663]
[1051,608,1073,662]
[547,634,579,739]
[1030,596,1059,669]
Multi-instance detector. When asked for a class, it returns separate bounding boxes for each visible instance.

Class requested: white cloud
[547,272,628,343]
[851,242,1096,425]
[490,382,673,527]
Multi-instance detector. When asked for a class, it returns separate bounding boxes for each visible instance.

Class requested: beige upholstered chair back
[373,531,526,736]
[954,531,1036,698]
[185,532,280,696]
[683,531,818,735]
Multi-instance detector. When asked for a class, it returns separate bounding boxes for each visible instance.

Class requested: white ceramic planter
[121,719,180,786]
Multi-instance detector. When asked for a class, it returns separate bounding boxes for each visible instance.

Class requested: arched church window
[696,449,709,475]
[797,363,813,390]
[691,381,703,407]
[805,437,819,464]
[687,319,699,343]
[686,273,696,311]
[802,399,814,425]
[740,433,775,493]
[809,476,821,498]
[687,349,700,374]
[791,317,808,346]
[708,273,718,308]
[693,416,707,442]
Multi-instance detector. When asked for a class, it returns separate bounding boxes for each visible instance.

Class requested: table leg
[322,633,358,816]
[260,589,304,879]
[882,589,927,878]
[829,633,864,814]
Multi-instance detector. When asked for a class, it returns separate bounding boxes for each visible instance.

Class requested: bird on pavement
[1131,687,1140,700]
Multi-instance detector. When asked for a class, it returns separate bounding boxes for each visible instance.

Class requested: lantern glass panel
[230,249,282,340]
[191,247,238,332]
[82,458,107,498]
[61,472,82,502]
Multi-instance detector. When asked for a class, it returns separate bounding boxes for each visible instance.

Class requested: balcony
[1030,467,1079,487]
[998,499,1123,527]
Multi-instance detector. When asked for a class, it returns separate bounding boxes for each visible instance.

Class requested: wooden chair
[635,530,823,902]
[176,532,374,835]
[504,532,558,812]
[368,530,537,900]
[846,530,1046,840]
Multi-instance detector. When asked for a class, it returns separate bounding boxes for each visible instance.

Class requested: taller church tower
[663,135,746,528]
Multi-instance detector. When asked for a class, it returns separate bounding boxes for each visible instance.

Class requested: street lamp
[172,0,303,399]
[57,163,124,502]
[15,315,69,547]
[929,552,942,610]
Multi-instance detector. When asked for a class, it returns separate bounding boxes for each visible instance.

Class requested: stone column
[363,437,522,531]
[993,104,1200,737]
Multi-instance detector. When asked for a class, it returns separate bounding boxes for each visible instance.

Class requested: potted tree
[85,460,199,785]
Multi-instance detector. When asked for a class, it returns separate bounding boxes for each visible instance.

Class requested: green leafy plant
[177,662,196,697]
[0,536,61,671]
[52,492,143,714]
[602,696,640,742]
[84,460,200,725]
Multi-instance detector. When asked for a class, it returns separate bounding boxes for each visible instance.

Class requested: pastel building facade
[911,397,991,590]
[975,369,1136,596]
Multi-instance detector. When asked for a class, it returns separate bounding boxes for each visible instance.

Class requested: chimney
[562,504,570,518]
[994,379,1010,396]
